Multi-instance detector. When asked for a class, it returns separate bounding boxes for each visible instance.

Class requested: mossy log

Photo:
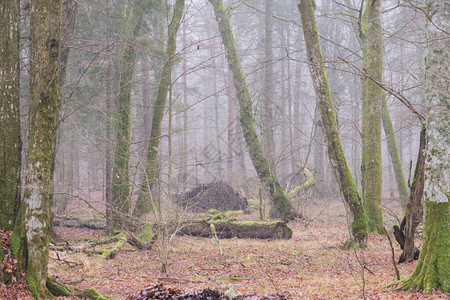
[287,167,316,198]
[179,220,292,240]
[95,232,127,259]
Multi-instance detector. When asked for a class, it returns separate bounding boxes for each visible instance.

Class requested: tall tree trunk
[360,0,383,234]
[381,99,409,205]
[111,0,144,228]
[402,0,449,292]
[0,0,21,231]
[212,45,223,179]
[133,0,185,218]
[105,0,114,233]
[262,0,275,169]
[16,0,62,297]
[181,13,188,190]
[209,0,296,220]
[52,0,79,213]
[227,69,234,171]
[298,0,368,247]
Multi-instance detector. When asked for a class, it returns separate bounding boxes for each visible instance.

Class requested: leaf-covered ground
[2,193,448,299]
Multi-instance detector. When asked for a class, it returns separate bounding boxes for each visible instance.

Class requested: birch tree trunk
[402,0,449,292]
[298,0,368,247]
[209,0,296,220]
[0,0,21,231]
[16,0,62,297]
[133,0,185,218]
[111,0,144,228]
[360,0,383,234]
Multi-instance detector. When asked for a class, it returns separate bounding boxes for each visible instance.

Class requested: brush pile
[179,181,248,212]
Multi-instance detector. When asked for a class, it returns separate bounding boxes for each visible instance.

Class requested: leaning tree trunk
[15,0,62,297]
[0,0,21,232]
[111,0,144,228]
[133,0,185,218]
[360,0,383,234]
[394,127,425,263]
[298,0,368,247]
[401,0,449,292]
[209,0,296,220]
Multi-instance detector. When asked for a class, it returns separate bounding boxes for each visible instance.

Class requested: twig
[339,56,425,121]
[352,249,367,300]
[382,227,400,280]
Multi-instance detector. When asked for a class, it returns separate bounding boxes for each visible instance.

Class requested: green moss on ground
[80,288,110,300]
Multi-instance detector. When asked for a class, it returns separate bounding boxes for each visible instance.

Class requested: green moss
[229,277,249,281]
[26,275,39,299]
[210,223,217,235]
[46,277,73,296]
[401,201,449,292]
[80,288,110,300]
[247,199,259,206]
[210,210,244,220]
[10,229,26,271]
[140,223,153,242]
[209,209,219,215]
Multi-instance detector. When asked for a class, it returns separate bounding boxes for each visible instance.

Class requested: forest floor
[3,191,449,299]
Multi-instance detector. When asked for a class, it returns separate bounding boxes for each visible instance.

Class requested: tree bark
[133,0,185,218]
[397,127,425,263]
[402,0,449,292]
[16,0,62,297]
[360,0,383,234]
[209,0,296,220]
[112,0,145,228]
[297,0,368,247]
[0,0,21,231]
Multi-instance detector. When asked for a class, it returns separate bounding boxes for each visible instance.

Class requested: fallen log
[53,216,105,230]
[179,220,292,240]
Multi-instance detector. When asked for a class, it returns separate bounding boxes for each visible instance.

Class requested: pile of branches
[127,284,292,300]
[179,181,248,212]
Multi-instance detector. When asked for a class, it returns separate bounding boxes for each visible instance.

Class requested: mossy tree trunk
[402,0,449,292]
[209,0,296,220]
[111,0,144,228]
[16,0,62,297]
[297,0,368,247]
[0,0,21,231]
[360,0,383,234]
[133,0,185,218]
[351,3,408,208]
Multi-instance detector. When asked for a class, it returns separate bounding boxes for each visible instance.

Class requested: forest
[0,0,448,299]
